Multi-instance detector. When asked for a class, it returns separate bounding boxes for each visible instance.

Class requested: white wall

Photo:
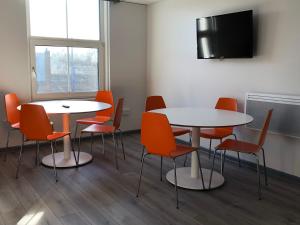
[0,0,146,147]
[147,0,300,177]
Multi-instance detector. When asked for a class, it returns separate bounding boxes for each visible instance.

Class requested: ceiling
[122,0,162,5]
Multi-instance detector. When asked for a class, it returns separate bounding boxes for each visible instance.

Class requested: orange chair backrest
[141,112,176,157]
[113,98,124,130]
[95,91,114,117]
[4,93,20,125]
[258,109,273,147]
[145,96,166,111]
[215,97,238,112]
[20,104,53,141]
[215,97,238,132]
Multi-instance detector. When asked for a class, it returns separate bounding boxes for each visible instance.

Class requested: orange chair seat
[76,116,111,125]
[216,139,260,153]
[169,144,197,158]
[82,124,116,134]
[200,128,233,139]
[47,132,70,141]
[11,122,20,129]
[172,127,190,136]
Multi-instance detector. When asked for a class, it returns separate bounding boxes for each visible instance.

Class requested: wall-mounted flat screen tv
[197,10,253,59]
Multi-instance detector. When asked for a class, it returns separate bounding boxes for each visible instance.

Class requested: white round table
[29,100,111,168]
[151,107,253,190]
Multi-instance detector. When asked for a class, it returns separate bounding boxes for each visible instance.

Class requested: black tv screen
[197,10,253,59]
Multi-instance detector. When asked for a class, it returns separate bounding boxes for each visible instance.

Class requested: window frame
[27,0,106,100]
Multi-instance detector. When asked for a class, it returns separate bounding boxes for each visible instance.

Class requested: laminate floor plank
[0,133,299,225]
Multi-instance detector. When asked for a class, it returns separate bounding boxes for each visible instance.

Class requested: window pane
[35,46,69,93]
[67,0,100,40]
[35,46,99,94]
[29,0,67,38]
[69,48,99,92]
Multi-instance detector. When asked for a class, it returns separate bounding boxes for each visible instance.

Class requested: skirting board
[1,129,299,182]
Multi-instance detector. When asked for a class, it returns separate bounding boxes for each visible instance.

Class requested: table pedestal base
[42,152,92,168]
[166,167,225,190]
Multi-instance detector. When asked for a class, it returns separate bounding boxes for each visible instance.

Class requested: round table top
[151,107,253,128]
[24,100,111,114]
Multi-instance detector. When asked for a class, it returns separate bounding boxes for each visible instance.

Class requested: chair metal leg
[160,156,163,181]
[140,146,145,162]
[233,134,241,167]
[262,148,268,186]
[90,133,94,154]
[78,133,82,163]
[4,129,10,162]
[221,150,227,175]
[173,158,179,209]
[208,139,212,159]
[69,134,78,167]
[195,150,205,189]
[16,135,24,179]
[183,154,188,167]
[112,133,119,170]
[50,141,58,182]
[74,123,78,141]
[119,130,125,160]
[136,153,148,197]
[35,141,40,166]
[209,149,218,189]
[101,133,105,155]
[255,154,262,200]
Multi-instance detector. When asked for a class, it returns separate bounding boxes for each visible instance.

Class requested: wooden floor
[0,132,299,225]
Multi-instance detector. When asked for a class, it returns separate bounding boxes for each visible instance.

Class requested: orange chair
[200,98,240,165]
[74,90,114,139]
[4,93,21,161]
[209,109,273,199]
[137,112,205,209]
[79,98,125,170]
[141,96,191,162]
[16,104,77,181]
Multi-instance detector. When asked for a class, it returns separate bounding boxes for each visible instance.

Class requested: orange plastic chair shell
[215,97,238,111]
[200,97,238,139]
[145,96,190,136]
[217,109,273,153]
[145,96,166,111]
[82,98,124,134]
[113,98,124,130]
[20,104,69,141]
[76,91,114,125]
[141,112,195,157]
[4,93,20,127]
[95,91,114,117]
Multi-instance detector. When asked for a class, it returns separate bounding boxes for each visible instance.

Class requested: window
[28,0,105,99]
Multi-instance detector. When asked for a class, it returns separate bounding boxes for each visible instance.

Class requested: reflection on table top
[151,107,253,128]
[19,100,111,114]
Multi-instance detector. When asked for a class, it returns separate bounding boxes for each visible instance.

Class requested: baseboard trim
[0,129,141,153]
[2,130,299,181]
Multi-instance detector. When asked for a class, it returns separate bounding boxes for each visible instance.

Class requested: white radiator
[245,92,300,138]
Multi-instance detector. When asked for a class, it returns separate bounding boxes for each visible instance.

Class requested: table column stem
[191,127,200,178]
[62,113,71,160]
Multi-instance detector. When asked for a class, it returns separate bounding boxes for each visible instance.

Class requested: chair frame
[16,133,78,182]
[137,148,205,209]
[209,109,272,199]
[208,147,267,199]
[137,112,205,209]
[78,98,125,170]
[78,128,125,170]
